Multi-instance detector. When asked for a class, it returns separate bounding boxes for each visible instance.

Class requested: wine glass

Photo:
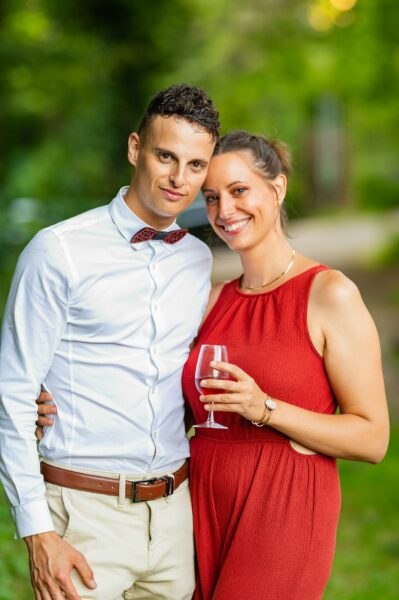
[193,344,229,430]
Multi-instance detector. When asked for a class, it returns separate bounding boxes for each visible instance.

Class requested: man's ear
[127,132,140,166]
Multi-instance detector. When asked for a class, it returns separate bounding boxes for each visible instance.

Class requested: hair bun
[269,139,292,176]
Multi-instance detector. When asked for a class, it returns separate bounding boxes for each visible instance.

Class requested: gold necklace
[241,249,296,292]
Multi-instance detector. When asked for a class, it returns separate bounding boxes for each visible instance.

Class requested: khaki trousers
[45,466,195,600]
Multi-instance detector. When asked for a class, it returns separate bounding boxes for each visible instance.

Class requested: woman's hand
[199,361,269,422]
[35,391,57,441]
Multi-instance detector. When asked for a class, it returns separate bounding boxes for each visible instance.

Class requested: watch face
[266,398,277,410]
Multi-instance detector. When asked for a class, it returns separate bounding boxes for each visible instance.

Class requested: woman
[181,131,389,599]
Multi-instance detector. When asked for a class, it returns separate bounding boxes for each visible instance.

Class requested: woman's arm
[199,270,389,464]
[302,269,389,462]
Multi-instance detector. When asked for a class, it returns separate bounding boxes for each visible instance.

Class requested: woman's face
[202,151,286,251]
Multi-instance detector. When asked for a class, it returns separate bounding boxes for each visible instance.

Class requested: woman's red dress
[182,266,341,600]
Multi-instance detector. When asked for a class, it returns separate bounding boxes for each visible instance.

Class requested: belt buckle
[131,477,157,503]
[160,475,175,497]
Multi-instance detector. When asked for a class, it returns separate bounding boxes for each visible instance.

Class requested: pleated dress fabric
[182,265,341,600]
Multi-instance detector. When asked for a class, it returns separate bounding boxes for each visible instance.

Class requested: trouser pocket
[45,482,73,538]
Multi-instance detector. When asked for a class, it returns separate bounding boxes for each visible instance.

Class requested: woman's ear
[127,132,140,166]
[272,174,287,204]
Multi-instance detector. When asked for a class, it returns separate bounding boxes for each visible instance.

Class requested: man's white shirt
[0,187,212,538]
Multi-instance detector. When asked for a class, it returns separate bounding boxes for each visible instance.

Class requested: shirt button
[153,431,158,438]
[152,347,157,355]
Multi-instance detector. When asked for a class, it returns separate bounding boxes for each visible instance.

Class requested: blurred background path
[211,209,399,419]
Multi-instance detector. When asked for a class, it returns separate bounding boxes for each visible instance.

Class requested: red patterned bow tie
[130,227,188,245]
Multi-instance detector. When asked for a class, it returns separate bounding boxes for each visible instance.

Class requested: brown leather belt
[41,460,189,503]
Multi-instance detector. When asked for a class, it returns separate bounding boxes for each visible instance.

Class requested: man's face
[127,115,216,229]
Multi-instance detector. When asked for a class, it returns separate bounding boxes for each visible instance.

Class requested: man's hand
[24,531,97,600]
[184,403,194,433]
[35,391,57,441]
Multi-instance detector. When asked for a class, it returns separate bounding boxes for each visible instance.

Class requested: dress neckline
[234,264,325,297]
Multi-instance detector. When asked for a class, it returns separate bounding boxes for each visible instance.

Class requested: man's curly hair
[138,84,220,141]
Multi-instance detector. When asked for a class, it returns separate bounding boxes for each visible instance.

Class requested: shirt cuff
[11,498,55,539]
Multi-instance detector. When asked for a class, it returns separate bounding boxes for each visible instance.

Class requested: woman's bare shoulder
[309,269,377,341]
[308,268,378,354]
[311,269,362,309]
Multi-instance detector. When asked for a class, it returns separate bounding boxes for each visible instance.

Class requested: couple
[0,84,389,600]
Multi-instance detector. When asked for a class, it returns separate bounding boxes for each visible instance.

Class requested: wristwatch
[265,398,277,411]
[251,395,276,427]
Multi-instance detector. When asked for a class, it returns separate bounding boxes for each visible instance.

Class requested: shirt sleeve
[0,228,72,538]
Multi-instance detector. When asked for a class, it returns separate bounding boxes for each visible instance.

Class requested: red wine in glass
[193,344,229,430]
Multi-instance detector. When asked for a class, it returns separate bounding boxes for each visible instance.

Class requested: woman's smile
[219,217,251,235]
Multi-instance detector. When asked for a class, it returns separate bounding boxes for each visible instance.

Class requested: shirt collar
[109,186,182,252]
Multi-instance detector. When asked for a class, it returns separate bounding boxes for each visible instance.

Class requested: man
[0,84,219,600]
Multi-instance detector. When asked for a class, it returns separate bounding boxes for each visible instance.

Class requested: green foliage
[369,235,399,268]
[0,0,398,225]
[0,0,196,204]
[357,177,399,212]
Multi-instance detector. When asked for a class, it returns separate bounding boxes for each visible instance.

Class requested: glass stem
[207,403,215,425]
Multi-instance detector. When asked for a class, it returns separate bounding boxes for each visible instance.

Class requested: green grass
[1,429,398,599]
[324,427,399,599]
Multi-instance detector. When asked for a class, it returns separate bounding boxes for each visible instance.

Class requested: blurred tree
[0,0,197,206]
[0,0,398,307]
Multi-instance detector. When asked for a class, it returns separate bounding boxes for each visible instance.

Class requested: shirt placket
[147,243,163,463]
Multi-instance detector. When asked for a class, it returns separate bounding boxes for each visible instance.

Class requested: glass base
[193,422,228,429]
